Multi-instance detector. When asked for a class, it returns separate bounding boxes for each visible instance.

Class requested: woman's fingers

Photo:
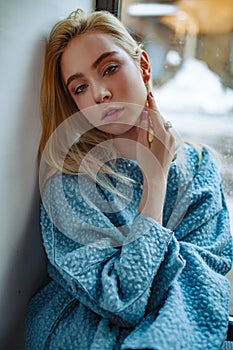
[146,92,165,130]
[137,110,150,147]
[145,92,177,171]
[146,91,175,143]
[147,92,158,111]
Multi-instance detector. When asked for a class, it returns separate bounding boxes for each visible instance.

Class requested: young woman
[26,9,233,350]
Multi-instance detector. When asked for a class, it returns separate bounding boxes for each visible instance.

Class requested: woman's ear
[140,50,151,83]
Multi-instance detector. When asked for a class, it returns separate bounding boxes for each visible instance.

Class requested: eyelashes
[72,64,120,96]
[74,84,87,95]
[103,64,119,76]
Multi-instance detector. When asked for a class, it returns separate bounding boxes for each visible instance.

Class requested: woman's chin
[104,123,137,138]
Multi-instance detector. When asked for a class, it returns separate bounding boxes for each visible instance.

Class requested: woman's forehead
[66,32,121,54]
[61,32,128,71]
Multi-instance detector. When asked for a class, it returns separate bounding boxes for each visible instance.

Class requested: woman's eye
[74,84,87,95]
[104,65,118,76]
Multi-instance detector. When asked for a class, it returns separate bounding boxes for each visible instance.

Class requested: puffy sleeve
[41,171,182,327]
[122,146,233,349]
[40,145,233,348]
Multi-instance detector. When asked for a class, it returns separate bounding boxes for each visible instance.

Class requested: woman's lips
[101,106,124,122]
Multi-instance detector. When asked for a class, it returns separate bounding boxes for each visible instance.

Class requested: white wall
[0,0,93,348]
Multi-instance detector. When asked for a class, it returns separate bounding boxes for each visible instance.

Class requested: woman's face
[61,32,150,136]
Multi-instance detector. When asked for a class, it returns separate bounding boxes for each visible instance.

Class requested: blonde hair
[39,9,151,193]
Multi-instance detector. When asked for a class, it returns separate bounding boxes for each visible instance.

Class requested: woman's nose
[94,86,112,104]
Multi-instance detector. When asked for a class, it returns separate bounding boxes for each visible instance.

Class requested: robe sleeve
[40,146,232,340]
[122,146,233,349]
[41,172,182,327]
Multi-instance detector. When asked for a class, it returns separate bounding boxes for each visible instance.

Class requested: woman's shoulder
[178,142,221,182]
[42,172,94,195]
[40,173,101,221]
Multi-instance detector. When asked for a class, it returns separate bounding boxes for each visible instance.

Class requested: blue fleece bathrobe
[26,144,233,349]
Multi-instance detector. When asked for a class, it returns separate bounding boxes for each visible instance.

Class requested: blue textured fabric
[26,144,233,349]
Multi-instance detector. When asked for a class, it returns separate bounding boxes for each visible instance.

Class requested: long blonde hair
[39,9,150,192]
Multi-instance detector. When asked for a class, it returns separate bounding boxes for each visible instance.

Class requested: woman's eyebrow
[66,51,118,88]
[66,72,84,88]
[92,50,118,69]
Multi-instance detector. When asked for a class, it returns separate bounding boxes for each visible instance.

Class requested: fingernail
[149,91,153,98]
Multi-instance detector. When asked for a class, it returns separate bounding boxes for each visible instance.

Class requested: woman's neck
[113,126,138,160]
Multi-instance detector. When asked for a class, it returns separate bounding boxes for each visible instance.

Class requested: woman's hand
[137,92,176,223]
[137,92,176,177]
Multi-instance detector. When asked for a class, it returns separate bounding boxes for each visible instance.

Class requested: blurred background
[121,0,233,310]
